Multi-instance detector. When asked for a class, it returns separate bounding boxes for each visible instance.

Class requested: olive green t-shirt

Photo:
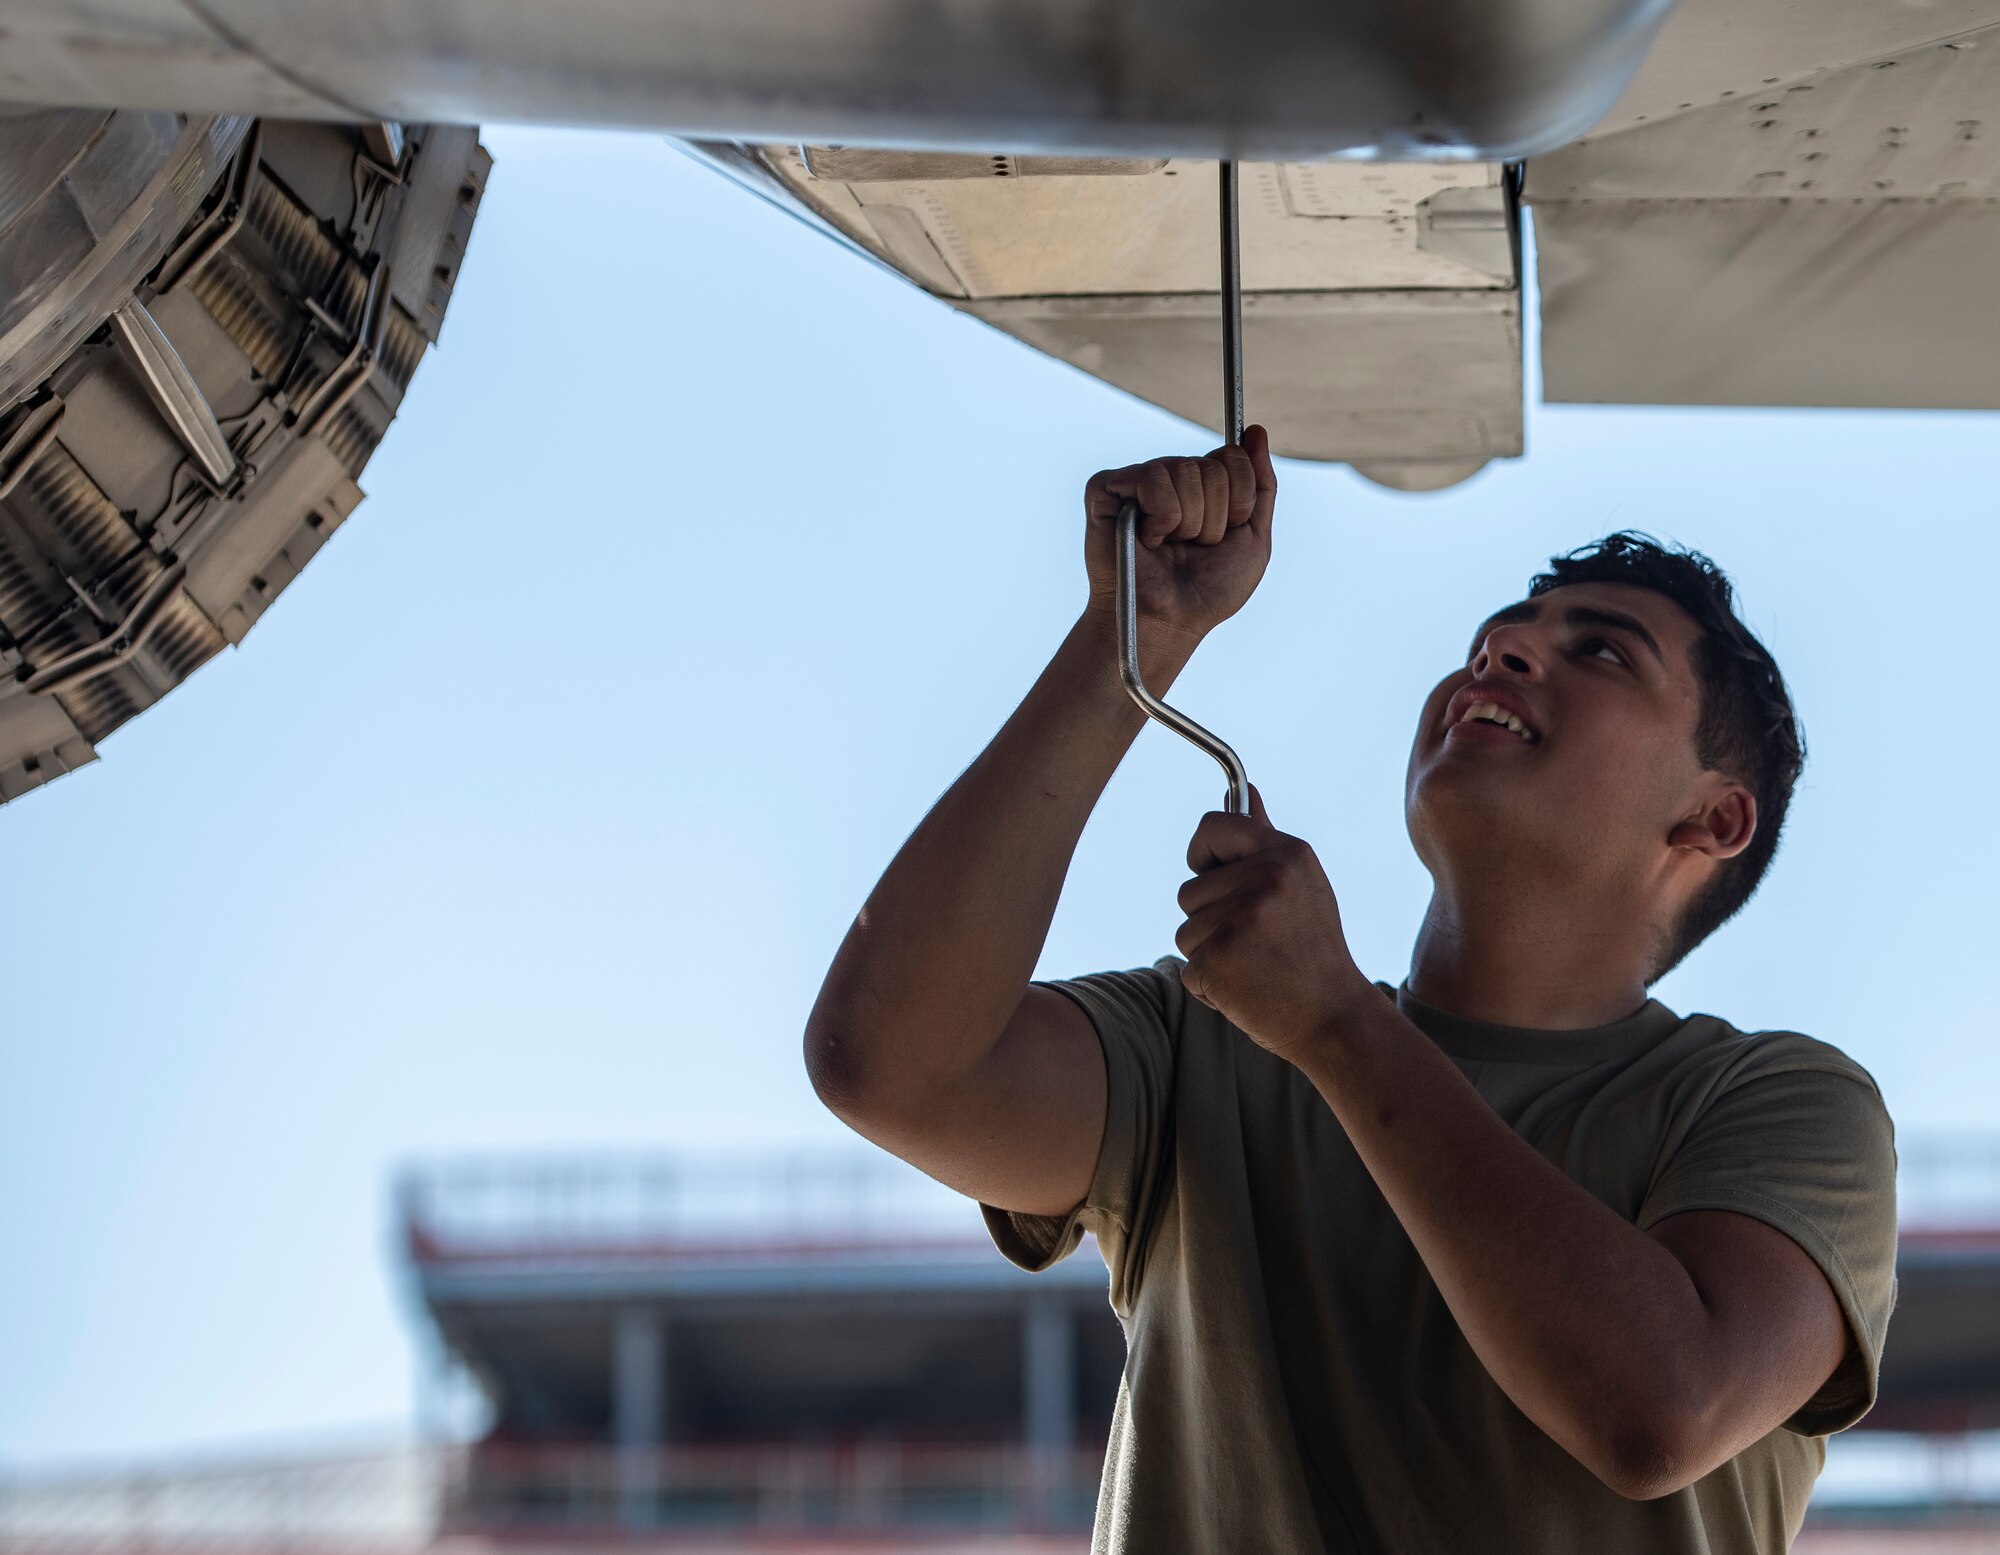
[983,961,1899,1555]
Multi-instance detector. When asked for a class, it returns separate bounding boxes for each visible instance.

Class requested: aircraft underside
[1,0,1996,801]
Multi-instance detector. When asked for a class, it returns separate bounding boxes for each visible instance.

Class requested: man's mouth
[1452,699,1537,743]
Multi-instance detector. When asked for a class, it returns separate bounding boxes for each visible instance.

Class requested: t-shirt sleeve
[1635,1039,1898,1436]
[981,960,1180,1316]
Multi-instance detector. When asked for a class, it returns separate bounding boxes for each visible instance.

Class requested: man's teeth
[1458,701,1532,740]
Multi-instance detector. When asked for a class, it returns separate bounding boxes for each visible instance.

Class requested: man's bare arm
[1290,992,1849,1499]
[805,609,1183,1217]
[1172,804,1852,1499]
[805,431,1277,1218]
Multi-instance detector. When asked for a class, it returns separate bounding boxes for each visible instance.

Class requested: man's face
[1405,581,1716,896]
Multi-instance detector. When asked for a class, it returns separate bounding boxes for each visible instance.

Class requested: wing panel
[1538,199,2000,408]
[1533,18,2000,412]
[774,155,1511,299]
[1573,0,2000,140]
[1534,22,2000,201]
[717,146,1521,482]
[964,290,1520,468]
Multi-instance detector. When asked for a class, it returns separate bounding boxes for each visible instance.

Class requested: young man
[805,428,1897,1553]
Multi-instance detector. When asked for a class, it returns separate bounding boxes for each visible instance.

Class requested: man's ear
[1667,779,1757,861]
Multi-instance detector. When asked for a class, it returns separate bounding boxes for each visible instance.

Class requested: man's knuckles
[1096,451,1267,544]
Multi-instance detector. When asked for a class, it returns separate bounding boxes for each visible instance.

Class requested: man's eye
[1579,636,1625,665]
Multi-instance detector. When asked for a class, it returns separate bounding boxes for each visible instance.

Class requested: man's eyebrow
[1563,605,1665,666]
[1464,601,1538,660]
[1463,599,1667,667]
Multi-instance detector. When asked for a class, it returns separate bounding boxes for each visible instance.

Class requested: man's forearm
[806,608,1194,1111]
[1291,993,1730,1497]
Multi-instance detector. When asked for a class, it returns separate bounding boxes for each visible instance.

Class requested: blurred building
[4,1141,1999,1554]
[403,1153,1118,1544]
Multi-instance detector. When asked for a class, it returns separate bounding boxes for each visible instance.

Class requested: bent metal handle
[1112,159,1251,817]
[1116,497,1251,816]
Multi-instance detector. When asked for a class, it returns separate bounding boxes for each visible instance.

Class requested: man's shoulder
[1044,956,1228,1030]
[1658,1007,1887,1106]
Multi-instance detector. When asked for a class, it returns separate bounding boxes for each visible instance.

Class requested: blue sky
[3,126,1995,1464]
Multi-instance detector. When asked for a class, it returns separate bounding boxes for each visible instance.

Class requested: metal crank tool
[1115,160,1252,816]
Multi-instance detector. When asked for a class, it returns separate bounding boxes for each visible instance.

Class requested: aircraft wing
[5,0,2000,802]
[687,0,2000,484]
[1527,0,2000,410]
[695,145,1522,491]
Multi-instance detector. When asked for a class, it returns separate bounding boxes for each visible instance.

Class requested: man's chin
[1411,749,1534,807]
[1408,763,1543,844]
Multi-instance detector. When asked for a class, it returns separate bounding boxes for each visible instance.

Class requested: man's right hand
[1084,423,1278,649]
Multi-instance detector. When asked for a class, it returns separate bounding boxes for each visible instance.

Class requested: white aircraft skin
[0,0,1668,160]
[1,0,1997,799]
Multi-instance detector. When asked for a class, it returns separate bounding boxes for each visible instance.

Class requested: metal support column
[1023,1294,1076,1525]
[613,1307,664,1530]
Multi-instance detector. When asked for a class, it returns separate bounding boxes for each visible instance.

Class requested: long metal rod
[1220,159,1244,447]
[1114,159,1250,816]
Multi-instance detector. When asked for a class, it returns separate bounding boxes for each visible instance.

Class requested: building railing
[5,1433,1999,1551]
[402,1135,2000,1263]
[398,1148,986,1261]
[0,1442,1099,1549]
[451,1442,1103,1534]
[399,1135,2000,1260]
[0,1446,447,1554]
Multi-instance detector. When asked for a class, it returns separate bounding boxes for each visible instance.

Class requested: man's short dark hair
[1528,532,1805,978]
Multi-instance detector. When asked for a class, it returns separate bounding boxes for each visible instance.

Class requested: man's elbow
[1581,1412,1713,1502]
[803,1009,877,1125]
[802,1004,938,1134]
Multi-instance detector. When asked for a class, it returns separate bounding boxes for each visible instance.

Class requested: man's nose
[1472,625,1542,679]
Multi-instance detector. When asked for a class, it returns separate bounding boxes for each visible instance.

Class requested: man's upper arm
[875,984,1108,1221]
[1634,1047,1899,1474]
[1644,1207,1852,1475]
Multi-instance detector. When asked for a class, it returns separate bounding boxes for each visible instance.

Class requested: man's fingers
[1206,444,1257,531]
[1245,425,1278,493]
[1197,458,1230,545]
[1133,463,1182,546]
[1084,465,1142,523]
[1176,855,1270,917]
[1227,447,1258,530]
[1244,424,1278,539]
[1088,464,1166,536]
[1094,445,1266,549]
[1174,900,1237,961]
[1167,458,1206,541]
[1187,809,1276,872]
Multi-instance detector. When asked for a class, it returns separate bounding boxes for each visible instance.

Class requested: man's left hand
[1175,790,1376,1061]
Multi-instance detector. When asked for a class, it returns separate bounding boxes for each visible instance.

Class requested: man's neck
[1407,878,1656,1032]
